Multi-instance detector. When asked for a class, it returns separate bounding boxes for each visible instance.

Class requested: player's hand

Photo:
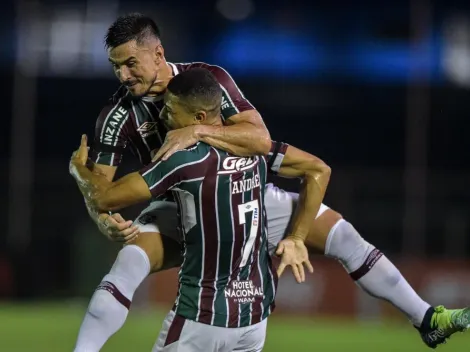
[276,236,314,283]
[71,134,89,166]
[98,213,140,243]
[152,126,198,161]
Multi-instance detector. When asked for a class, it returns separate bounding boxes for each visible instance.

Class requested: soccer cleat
[417,305,470,349]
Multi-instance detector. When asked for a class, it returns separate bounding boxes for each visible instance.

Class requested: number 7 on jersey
[237,200,260,268]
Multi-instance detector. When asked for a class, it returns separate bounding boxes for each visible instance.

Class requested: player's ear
[194,111,206,124]
[154,44,164,63]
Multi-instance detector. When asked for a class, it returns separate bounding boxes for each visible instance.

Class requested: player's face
[108,40,165,97]
[160,92,200,129]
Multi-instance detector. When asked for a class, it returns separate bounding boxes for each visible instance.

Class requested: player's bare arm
[274,144,331,282]
[196,109,270,154]
[70,135,152,213]
[155,109,270,161]
[83,164,116,219]
[277,145,331,240]
[79,162,139,242]
[154,65,271,161]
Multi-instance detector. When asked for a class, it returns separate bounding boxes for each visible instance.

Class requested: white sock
[74,245,150,352]
[325,220,431,327]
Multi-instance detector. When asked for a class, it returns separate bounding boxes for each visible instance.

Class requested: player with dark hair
[71,67,329,351]
[80,12,469,351]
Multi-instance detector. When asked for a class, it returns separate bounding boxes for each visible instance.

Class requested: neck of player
[147,63,173,97]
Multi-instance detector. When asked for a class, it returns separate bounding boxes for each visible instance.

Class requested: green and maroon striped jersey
[91,62,254,167]
[139,141,289,328]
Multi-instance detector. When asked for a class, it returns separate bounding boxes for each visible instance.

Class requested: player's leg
[74,202,182,352]
[152,310,240,352]
[264,184,470,348]
[307,210,470,348]
[265,184,431,325]
[233,318,268,352]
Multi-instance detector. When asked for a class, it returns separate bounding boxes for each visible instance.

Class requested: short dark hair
[105,13,161,50]
[167,68,222,114]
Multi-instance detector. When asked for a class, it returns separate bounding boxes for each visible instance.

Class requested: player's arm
[269,142,331,241]
[195,111,270,156]
[85,101,128,228]
[69,135,149,211]
[70,135,196,211]
[83,164,118,226]
[154,65,271,161]
[195,65,271,155]
[72,166,152,212]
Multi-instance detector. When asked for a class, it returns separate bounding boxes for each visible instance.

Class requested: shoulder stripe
[99,97,129,146]
[99,98,122,144]
[143,150,211,190]
[220,84,239,114]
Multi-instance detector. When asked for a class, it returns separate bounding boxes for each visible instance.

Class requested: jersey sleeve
[207,65,255,122]
[266,141,289,175]
[139,146,211,198]
[90,99,130,167]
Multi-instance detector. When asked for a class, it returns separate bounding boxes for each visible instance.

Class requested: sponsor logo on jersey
[225,280,264,304]
[137,122,159,138]
[218,156,259,175]
[104,106,128,145]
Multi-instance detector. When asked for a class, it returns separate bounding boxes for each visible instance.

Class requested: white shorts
[152,310,267,352]
[133,183,330,255]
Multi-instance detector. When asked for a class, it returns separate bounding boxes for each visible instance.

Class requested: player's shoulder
[173,62,232,80]
[165,142,213,165]
[96,85,134,121]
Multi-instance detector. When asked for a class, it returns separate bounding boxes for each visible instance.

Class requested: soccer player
[70,67,328,351]
[84,12,469,350]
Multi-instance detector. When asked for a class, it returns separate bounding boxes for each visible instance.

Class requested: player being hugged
[77,12,470,350]
[70,68,329,351]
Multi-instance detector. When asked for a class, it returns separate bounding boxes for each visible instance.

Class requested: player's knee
[128,234,163,271]
[304,209,343,252]
[105,245,151,298]
[325,220,373,261]
[130,232,182,273]
[336,221,367,246]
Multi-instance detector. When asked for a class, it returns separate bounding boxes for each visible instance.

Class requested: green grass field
[0,303,468,351]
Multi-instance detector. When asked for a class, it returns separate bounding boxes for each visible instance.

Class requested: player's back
[166,142,277,328]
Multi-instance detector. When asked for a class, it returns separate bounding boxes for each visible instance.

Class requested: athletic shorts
[152,310,267,352]
[133,183,330,255]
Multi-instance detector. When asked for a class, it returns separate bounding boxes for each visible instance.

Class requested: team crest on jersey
[218,156,259,175]
[137,122,159,138]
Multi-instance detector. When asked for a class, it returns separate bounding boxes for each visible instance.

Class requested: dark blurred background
[0,0,469,351]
